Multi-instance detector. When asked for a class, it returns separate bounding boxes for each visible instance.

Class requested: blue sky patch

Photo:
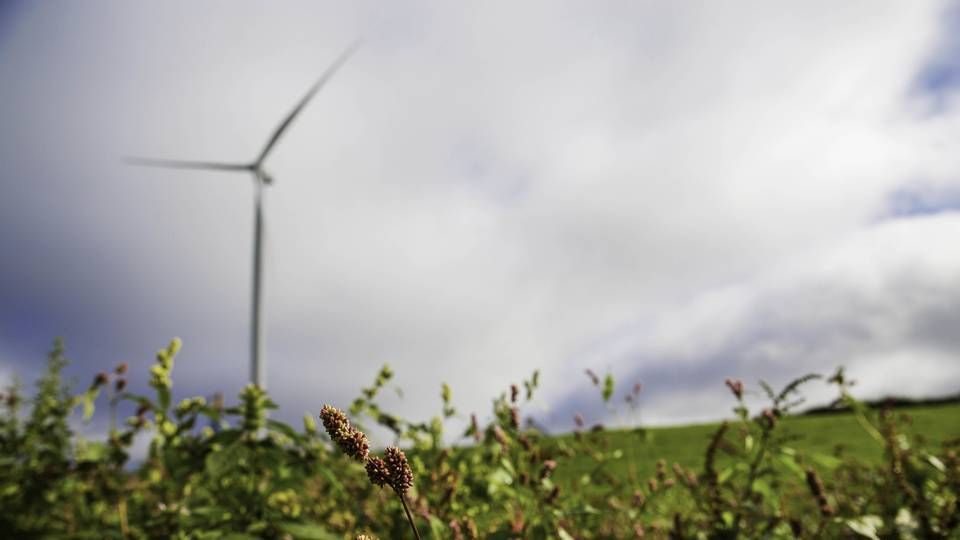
[886,184,960,219]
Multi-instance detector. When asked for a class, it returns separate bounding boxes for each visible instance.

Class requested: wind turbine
[127,44,359,390]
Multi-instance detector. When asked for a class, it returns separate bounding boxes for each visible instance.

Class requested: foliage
[0,339,957,539]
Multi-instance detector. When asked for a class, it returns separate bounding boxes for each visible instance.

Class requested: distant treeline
[802,392,960,415]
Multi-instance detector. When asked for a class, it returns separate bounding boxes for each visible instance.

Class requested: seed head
[546,485,560,504]
[805,468,834,516]
[384,446,414,494]
[725,378,744,400]
[540,459,557,479]
[92,372,109,389]
[510,407,520,429]
[648,478,658,493]
[492,425,509,446]
[470,413,481,443]
[761,408,778,428]
[319,404,369,462]
[365,456,390,488]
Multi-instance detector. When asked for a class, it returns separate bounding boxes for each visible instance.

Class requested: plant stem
[397,490,422,540]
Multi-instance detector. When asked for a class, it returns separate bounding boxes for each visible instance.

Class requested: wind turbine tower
[128,44,358,390]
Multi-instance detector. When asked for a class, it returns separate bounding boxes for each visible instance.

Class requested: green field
[557,403,960,485]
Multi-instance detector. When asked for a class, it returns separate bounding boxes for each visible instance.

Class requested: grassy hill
[555,402,960,485]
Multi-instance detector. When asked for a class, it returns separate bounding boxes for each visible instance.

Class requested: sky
[2,1,960,444]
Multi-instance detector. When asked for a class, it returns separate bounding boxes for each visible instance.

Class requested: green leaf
[76,441,108,462]
[557,527,576,540]
[602,373,615,403]
[278,522,340,540]
[267,419,300,441]
[82,388,99,421]
[846,515,883,540]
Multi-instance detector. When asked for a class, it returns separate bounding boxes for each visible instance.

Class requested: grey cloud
[551,214,960,428]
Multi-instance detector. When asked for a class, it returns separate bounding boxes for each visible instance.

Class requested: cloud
[1,1,959,442]
[553,213,960,428]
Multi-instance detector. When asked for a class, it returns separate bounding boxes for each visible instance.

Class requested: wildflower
[517,434,532,451]
[761,408,778,428]
[115,378,127,392]
[574,412,585,428]
[509,407,520,429]
[384,446,414,494]
[510,384,519,403]
[470,413,481,443]
[725,378,744,400]
[492,425,509,446]
[805,468,834,516]
[449,519,464,540]
[365,457,390,488]
[92,372,109,389]
[540,459,557,479]
[115,362,128,375]
[656,459,667,481]
[319,404,369,462]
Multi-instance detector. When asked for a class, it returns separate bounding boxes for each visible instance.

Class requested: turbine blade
[124,157,251,172]
[256,41,360,165]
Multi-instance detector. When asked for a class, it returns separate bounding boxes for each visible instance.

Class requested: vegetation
[0,338,957,538]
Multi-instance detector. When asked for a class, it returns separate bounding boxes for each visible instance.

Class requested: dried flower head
[546,485,560,504]
[648,477,659,493]
[517,434,532,451]
[725,378,744,400]
[805,468,834,516]
[365,457,390,488]
[449,519,463,540]
[92,372,110,389]
[115,362,128,375]
[319,404,370,462]
[492,425,509,446]
[115,378,127,392]
[684,469,699,487]
[540,459,558,479]
[470,413,481,443]
[656,459,667,481]
[761,408,778,428]
[384,446,414,494]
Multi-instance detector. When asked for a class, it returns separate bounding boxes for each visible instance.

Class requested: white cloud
[559,214,960,427]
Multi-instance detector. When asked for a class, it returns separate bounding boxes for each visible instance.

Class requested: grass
[554,402,960,487]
